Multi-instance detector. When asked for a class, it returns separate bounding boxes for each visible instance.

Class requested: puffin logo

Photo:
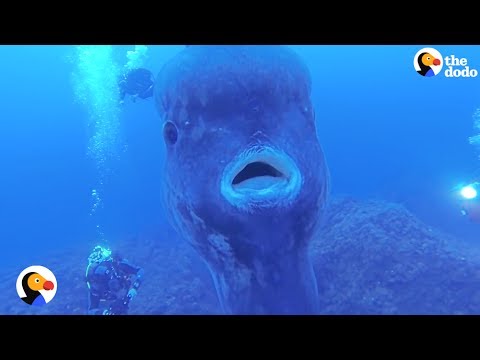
[414,48,443,77]
[16,266,57,306]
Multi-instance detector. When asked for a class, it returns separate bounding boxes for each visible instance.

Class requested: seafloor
[2,196,480,315]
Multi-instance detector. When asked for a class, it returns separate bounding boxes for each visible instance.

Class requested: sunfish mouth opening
[221,146,302,210]
[232,161,285,189]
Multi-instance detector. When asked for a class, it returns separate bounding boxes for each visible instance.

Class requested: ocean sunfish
[155,45,329,314]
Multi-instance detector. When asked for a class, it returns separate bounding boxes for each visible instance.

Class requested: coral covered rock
[2,197,479,315]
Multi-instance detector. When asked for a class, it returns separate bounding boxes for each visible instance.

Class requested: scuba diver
[459,181,480,224]
[85,245,144,315]
[118,67,155,103]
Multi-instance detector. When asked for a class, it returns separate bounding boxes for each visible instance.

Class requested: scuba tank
[85,245,112,290]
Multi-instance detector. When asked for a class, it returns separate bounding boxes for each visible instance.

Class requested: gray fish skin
[155,45,329,314]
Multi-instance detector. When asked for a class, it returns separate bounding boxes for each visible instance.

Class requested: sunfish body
[155,45,329,314]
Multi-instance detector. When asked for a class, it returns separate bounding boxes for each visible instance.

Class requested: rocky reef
[313,197,480,314]
[2,197,479,315]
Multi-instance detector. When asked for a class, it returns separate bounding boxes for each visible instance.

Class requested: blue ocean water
[1,45,479,314]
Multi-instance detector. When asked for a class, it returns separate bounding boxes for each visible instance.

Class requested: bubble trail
[71,45,123,241]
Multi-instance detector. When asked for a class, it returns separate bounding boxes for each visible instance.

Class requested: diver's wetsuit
[86,258,144,315]
[119,68,154,101]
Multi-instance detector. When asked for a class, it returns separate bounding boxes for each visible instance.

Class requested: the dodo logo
[414,48,443,77]
[16,266,57,306]
[414,47,478,78]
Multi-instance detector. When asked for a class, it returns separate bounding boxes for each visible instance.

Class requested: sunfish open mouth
[232,161,286,189]
[221,146,302,210]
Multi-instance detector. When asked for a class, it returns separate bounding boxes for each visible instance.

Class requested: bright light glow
[461,185,478,199]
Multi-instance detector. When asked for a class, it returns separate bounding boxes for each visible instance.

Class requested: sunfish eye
[163,121,178,145]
